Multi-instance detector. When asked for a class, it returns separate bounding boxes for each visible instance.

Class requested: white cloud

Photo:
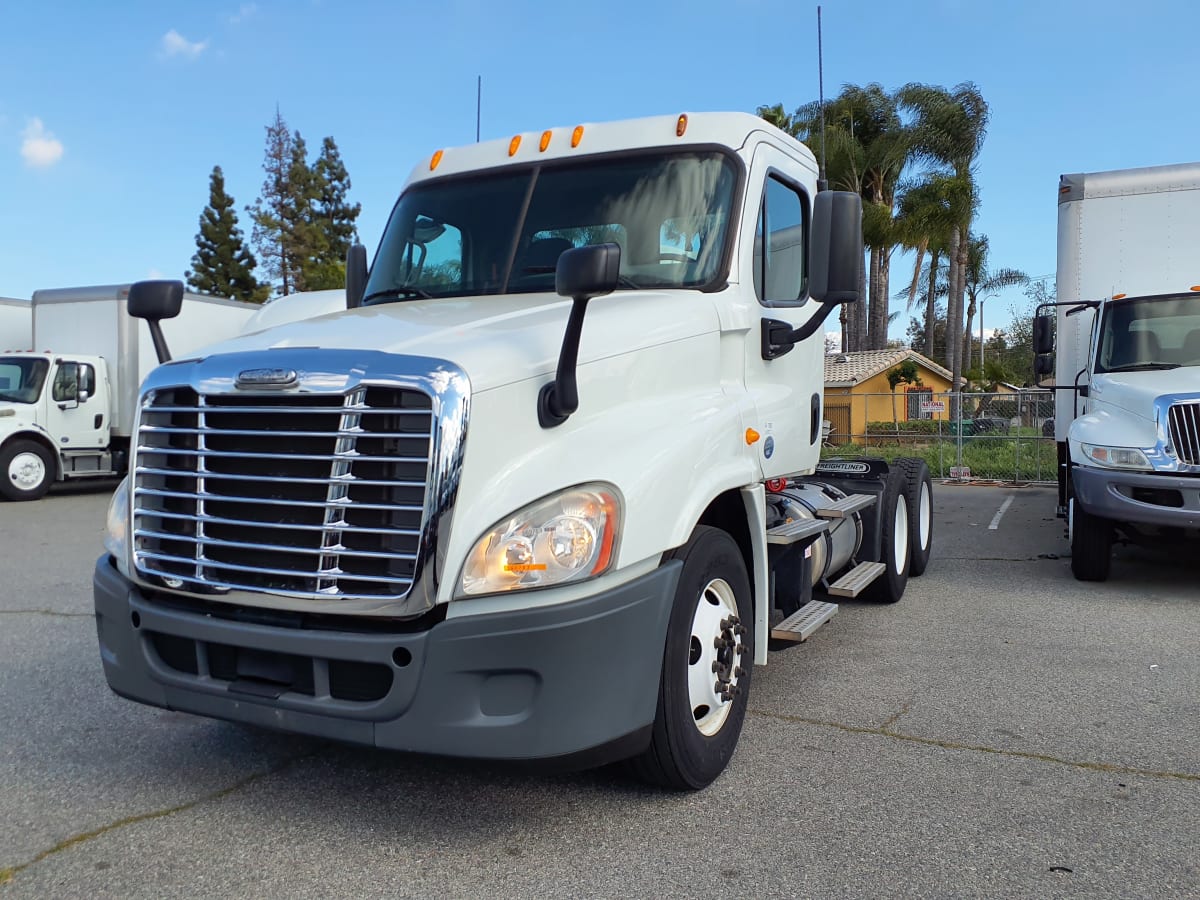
[228,3,257,24]
[160,29,208,60]
[21,118,64,168]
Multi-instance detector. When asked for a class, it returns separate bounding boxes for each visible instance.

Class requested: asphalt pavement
[1,479,1196,898]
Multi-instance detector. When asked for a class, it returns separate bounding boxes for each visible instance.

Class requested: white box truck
[0,284,256,500]
[1036,162,1200,580]
[95,113,934,789]
[0,297,32,351]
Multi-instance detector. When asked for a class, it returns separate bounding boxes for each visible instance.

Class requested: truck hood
[189,291,722,393]
[1090,367,1200,421]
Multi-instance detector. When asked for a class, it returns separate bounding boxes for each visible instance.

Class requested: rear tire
[894,458,933,576]
[1070,497,1112,582]
[864,468,910,603]
[631,526,753,790]
[1,440,53,501]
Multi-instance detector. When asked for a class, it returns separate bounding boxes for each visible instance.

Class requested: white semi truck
[0,284,256,500]
[95,113,934,789]
[0,297,32,351]
[1036,162,1200,580]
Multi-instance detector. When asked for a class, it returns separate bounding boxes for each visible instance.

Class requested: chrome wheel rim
[687,577,745,736]
[8,451,46,492]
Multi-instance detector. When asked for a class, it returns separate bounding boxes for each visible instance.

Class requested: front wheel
[631,526,753,790]
[1070,498,1112,581]
[1,440,54,501]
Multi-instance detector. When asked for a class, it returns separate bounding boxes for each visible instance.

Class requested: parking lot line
[988,495,1014,530]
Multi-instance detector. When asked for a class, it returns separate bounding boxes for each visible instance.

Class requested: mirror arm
[761,301,840,360]
[538,297,590,428]
[147,322,172,363]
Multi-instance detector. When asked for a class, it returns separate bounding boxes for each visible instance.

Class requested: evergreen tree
[280,131,325,293]
[186,166,269,303]
[305,136,361,290]
[247,109,300,297]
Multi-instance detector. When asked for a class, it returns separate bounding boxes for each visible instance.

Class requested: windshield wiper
[362,286,432,303]
[1103,362,1180,372]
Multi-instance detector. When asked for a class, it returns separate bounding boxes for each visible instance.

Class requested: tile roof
[824,349,956,387]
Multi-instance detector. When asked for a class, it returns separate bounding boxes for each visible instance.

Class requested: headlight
[459,484,621,597]
[104,476,131,566]
[1081,443,1151,470]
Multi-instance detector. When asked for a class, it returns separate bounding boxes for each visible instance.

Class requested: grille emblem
[235,367,298,389]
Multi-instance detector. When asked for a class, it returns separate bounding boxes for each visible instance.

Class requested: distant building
[823,349,958,444]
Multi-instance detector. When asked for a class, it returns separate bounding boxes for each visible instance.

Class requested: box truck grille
[1168,401,1200,466]
[132,385,433,600]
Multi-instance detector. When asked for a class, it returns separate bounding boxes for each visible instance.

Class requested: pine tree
[247,109,300,297]
[186,166,269,303]
[305,137,361,290]
[280,131,324,293]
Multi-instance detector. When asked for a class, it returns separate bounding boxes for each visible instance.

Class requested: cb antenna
[817,5,828,192]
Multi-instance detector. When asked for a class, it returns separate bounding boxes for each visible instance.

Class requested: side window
[753,175,809,305]
[52,362,79,402]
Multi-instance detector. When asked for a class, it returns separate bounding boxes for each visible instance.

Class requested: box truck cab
[95,113,934,789]
[0,285,256,500]
[1037,163,1200,580]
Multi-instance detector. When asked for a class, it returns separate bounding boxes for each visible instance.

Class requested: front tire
[1070,497,1112,581]
[1,440,54,501]
[631,526,753,790]
[894,458,933,576]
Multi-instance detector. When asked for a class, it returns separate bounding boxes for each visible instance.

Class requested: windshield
[1095,294,1200,373]
[0,357,49,403]
[363,150,739,303]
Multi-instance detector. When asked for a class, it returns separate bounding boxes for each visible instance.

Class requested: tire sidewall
[896,458,933,576]
[867,469,910,603]
[660,527,754,788]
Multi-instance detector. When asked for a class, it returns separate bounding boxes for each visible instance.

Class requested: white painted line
[988,496,1015,531]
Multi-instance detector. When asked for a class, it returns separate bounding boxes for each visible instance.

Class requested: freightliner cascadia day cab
[1035,163,1200,581]
[0,285,256,500]
[96,113,935,789]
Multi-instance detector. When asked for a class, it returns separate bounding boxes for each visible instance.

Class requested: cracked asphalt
[1,480,1197,898]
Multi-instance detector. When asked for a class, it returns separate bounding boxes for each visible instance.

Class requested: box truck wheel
[1069,497,1112,582]
[865,468,910,603]
[631,526,753,790]
[1,440,53,501]
[894,458,933,576]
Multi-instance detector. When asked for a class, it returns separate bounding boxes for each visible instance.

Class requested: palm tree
[898,82,990,392]
[960,235,1030,373]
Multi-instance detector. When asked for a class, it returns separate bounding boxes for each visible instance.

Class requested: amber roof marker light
[571,125,584,148]
[429,149,444,171]
[508,135,522,157]
[539,130,552,152]
[676,114,688,137]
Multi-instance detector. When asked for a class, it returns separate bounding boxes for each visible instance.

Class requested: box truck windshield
[1095,294,1200,372]
[0,357,49,403]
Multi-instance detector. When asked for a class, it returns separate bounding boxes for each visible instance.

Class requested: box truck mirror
[346,244,368,309]
[128,280,184,364]
[1033,314,1054,355]
[1034,353,1055,377]
[809,191,862,305]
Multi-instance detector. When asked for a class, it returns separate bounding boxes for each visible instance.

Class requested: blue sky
[2,0,1198,341]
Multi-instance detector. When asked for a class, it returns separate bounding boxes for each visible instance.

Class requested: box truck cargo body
[0,284,256,500]
[0,298,31,352]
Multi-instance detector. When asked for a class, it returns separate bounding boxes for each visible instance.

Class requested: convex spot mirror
[128,280,184,321]
[556,243,621,300]
[810,191,863,305]
[1033,314,1055,355]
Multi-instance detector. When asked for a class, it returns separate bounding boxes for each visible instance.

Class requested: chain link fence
[821,389,1057,484]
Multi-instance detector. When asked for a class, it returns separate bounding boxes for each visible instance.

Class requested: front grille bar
[1170,401,1200,465]
[133,528,418,561]
[137,506,419,537]
[134,465,424,489]
[137,551,415,587]
[134,486,422,513]
[136,445,429,465]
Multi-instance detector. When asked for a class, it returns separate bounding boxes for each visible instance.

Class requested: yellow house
[823,349,957,444]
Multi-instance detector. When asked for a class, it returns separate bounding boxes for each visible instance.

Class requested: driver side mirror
[810,191,863,304]
[346,244,368,309]
[1033,314,1055,355]
[1034,353,1054,377]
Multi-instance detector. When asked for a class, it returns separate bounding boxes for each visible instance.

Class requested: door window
[753,175,809,305]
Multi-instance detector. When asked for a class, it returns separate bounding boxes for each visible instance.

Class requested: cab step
[813,493,876,519]
[770,600,838,643]
[766,517,830,545]
[826,561,887,598]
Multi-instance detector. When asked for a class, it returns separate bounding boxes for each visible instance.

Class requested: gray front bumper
[1072,466,1200,530]
[94,556,679,764]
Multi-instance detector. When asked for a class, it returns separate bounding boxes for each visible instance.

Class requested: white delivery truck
[1036,162,1200,580]
[0,284,256,500]
[95,113,935,789]
[0,297,32,351]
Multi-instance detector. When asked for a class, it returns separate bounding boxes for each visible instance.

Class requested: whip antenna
[817,6,828,192]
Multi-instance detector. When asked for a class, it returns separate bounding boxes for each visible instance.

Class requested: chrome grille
[1169,401,1200,465]
[132,385,433,600]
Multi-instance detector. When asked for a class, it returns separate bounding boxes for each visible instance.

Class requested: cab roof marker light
[508,135,521,156]
[429,149,444,171]
[676,113,688,137]
[539,130,552,152]
[1191,285,1200,291]
[571,125,584,148]
[1112,293,1126,300]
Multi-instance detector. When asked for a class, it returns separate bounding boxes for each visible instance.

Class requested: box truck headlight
[1082,443,1151,470]
[459,484,621,597]
[104,476,131,574]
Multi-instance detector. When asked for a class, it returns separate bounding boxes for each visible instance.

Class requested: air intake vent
[1168,401,1200,466]
[132,385,433,601]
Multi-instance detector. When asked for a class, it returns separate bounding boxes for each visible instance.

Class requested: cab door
[42,361,109,450]
[740,142,825,479]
